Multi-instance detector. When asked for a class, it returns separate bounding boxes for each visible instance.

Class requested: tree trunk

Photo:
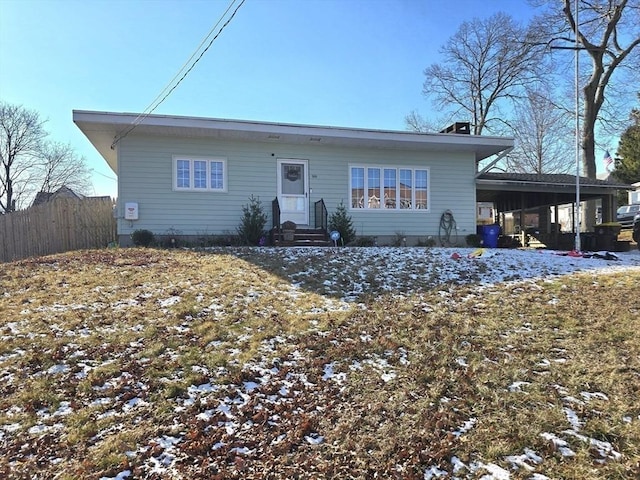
[581,99,597,180]
[581,55,607,231]
[581,106,598,232]
[3,162,13,213]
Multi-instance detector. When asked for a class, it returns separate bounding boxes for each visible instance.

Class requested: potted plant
[282,220,296,242]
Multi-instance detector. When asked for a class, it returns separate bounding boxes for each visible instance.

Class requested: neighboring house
[598,171,639,206]
[476,202,495,225]
[629,182,640,204]
[73,110,513,246]
[31,185,83,207]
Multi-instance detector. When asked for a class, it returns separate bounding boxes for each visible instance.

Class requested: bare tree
[36,142,93,196]
[506,87,574,174]
[421,12,546,135]
[0,102,47,213]
[0,101,93,212]
[404,110,447,133]
[533,0,640,179]
[404,111,428,133]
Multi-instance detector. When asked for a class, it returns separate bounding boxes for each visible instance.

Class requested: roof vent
[439,122,470,134]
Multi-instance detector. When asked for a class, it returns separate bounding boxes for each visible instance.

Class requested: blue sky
[0,0,535,198]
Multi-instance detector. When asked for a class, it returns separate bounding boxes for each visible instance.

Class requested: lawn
[0,247,639,479]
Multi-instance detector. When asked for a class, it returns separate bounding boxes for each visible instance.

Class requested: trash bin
[481,224,500,248]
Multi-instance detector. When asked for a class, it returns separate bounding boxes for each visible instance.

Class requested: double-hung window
[173,156,227,192]
[350,165,429,211]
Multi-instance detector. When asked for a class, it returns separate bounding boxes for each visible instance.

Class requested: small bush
[196,230,240,247]
[498,235,521,248]
[466,234,482,247]
[416,237,436,247]
[328,201,356,246]
[237,195,267,246]
[351,236,376,247]
[131,229,154,247]
[159,227,182,248]
[391,231,406,247]
[213,233,241,247]
[196,231,215,247]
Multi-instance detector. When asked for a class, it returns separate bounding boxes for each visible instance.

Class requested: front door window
[278,159,308,225]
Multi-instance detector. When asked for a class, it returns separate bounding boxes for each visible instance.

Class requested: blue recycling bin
[481,224,500,248]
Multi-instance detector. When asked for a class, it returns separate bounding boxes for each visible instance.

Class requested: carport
[476,172,630,249]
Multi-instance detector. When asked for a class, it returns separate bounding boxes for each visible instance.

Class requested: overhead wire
[139,0,239,120]
[111,0,246,149]
[92,170,117,181]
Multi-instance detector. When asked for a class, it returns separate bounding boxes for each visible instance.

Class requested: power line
[136,0,239,122]
[111,0,246,148]
[92,169,117,181]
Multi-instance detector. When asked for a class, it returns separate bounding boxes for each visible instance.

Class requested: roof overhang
[73,110,514,173]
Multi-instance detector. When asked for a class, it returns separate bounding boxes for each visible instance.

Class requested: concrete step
[272,228,329,247]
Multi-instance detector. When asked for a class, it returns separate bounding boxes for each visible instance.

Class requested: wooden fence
[0,197,117,263]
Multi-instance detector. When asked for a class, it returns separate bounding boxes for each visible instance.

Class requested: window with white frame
[173,156,227,192]
[350,165,429,210]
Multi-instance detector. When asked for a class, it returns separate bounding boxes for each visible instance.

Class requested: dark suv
[633,211,640,250]
[617,204,640,228]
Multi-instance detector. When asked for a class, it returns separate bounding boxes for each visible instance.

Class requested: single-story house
[73,110,515,246]
[628,181,640,204]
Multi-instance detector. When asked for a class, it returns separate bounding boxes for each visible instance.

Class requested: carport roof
[476,172,630,212]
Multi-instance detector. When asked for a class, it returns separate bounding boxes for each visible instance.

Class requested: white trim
[348,164,430,212]
[172,155,227,192]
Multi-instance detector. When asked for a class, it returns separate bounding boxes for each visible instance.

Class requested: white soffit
[73,110,514,173]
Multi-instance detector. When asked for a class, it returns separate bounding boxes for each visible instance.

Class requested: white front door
[277,159,309,225]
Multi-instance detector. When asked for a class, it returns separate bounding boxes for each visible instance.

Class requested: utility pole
[574,0,581,252]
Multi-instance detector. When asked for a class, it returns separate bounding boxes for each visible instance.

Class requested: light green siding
[117,133,478,242]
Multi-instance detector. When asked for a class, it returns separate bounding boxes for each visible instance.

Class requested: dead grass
[0,248,638,479]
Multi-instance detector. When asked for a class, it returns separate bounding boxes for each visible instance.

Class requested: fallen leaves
[0,248,639,479]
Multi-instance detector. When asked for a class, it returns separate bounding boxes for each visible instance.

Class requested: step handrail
[314,198,328,232]
[272,197,282,243]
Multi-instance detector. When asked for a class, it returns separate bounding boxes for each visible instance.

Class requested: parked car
[633,211,640,250]
[616,204,640,228]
